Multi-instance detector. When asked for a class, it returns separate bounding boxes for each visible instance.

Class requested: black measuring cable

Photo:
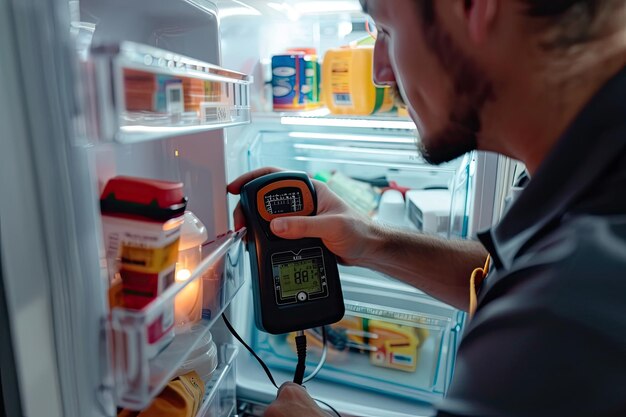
[222,315,341,417]
[222,313,279,389]
[293,331,307,385]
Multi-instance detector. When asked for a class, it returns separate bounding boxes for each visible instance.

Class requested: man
[228,0,626,415]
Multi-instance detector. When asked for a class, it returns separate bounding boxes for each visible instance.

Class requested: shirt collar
[479,65,626,271]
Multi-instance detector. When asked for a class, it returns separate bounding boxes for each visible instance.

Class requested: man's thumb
[270,216,323,239]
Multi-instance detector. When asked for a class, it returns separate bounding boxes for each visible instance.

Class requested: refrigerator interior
[233,120,466,417]
[215,2,517,417]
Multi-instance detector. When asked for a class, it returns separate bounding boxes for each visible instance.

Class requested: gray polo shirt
[437,65,626,417]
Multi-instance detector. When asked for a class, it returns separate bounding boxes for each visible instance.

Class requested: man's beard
[410,0,494,165]
[418,104,480,165]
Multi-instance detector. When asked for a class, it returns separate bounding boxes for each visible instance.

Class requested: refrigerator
[0,1,521,416]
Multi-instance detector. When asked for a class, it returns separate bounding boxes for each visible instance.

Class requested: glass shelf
[110,230,246,410]
[87,41,253,144]
[252,110,416,133]
[196,345,238,417]
[253,279,464,403]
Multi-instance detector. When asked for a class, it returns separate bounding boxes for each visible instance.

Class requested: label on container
[302,59,321,107]
[272,55,305,110]
[123,69,157,112]
[166,82,184,115]
[330,60,352,107]
[391,352,415,366]
[333,93,353,106]
[120,267,175,308]
[204,81,221,102]
[120,239,180,274]
[200,102,231,124]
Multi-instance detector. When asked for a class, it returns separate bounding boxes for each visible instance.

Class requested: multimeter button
[297,292,307,302]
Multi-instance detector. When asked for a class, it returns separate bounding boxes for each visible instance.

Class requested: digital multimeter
[241,171,345,334]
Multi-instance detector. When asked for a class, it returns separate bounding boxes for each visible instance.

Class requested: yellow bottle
[323,46,394,116]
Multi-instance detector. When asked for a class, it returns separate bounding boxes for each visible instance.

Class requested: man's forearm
[359,224,489,311]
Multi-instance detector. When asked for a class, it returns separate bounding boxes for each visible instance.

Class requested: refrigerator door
[78,0,258,413]
[2,0,254,415]
[0,0,110,416]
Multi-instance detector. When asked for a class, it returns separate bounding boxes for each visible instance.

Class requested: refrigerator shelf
[253,279,464,404]
[110,230,246,410]
[87,41,253,144]
[196,345,238,417]
[253,111,416,133]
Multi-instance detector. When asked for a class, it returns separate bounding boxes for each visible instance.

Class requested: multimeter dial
[240,171,345,335]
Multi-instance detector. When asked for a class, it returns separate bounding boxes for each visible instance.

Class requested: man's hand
[264,383,331,417]
[228,167,374,266]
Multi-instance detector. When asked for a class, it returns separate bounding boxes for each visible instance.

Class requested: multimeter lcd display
[277,258,322,298]
[264,188,304,215]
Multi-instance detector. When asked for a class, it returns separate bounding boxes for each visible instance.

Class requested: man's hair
[519,0,618,49]
[521,0,595,17]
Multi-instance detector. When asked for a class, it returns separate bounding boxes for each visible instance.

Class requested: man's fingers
[276,382,307,399]
[233,201,246,231]
[227,167,283,194]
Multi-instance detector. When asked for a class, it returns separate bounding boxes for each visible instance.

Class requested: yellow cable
[469,255,491,319]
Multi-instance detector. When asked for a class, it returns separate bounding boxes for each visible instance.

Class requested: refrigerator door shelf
[252,278,464,404]
[195,344,238,417]
[87,41,253,144]
[110,230,246,410]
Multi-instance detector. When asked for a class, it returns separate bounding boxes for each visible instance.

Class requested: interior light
[176,268,192,283]
[267,2,301,21]
[294,1,363,14]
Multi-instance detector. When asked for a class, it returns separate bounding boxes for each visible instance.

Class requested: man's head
[361,0,626,170]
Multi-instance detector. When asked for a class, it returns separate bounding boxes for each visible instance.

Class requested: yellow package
[323,46,394,116]
[118,371,205,417]
[367,320,428,373]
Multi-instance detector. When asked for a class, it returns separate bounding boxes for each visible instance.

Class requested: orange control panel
[256,180,315,222]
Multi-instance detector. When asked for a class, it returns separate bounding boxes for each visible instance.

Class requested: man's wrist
[358,220,391,270]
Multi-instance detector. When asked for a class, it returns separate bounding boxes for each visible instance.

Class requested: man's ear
[465,0,498,44]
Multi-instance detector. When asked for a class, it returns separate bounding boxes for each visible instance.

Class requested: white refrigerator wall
[1,0,244,415]
[1,0,109,416]
[80,0,231,239]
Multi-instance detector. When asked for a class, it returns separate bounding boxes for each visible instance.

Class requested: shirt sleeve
[436,225,626,417]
